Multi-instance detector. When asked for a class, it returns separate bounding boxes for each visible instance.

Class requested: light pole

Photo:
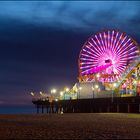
[78,87,82,99]
[51,89,56,94]
[112,83,117,103]
[96,73,100,79]
[30,92,35,101]
[75,88,78,100]
[133,80,137,96]
[39,91,44,97]
[30,92,34,96]
[39,91,44,100]
[95,84,99,97]
[92,87,94,99]
[51,88,57,100]
[40,91,48,101]
[64,87,69,100]
[60,91,64,100]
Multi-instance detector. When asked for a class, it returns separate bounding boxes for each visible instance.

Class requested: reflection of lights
[79,87,82,90]
[55,99,58,102]
[95,85,99,89]
[30,92,34,96]
[60,91,64,96]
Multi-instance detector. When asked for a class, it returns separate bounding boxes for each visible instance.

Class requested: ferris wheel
[79,30,139,82]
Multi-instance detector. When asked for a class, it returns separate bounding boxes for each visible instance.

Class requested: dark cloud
[0,19,88,105]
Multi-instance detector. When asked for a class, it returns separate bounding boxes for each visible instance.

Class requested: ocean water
[0,105,36,114]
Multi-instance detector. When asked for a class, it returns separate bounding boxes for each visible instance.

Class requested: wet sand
[0,113,140,139]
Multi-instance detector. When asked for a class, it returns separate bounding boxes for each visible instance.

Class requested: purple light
[79,30,139,82]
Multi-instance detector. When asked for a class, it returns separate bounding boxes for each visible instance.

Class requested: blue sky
[0,1,140,32]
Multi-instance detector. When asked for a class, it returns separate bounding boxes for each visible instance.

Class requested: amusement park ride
[32,29,140,114]
[31,30,140,113]
[71,29,140,99]
[31,29,140,100]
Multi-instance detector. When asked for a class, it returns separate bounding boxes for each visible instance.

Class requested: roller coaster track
[116,56,140,90]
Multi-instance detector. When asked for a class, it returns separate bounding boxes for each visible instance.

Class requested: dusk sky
[0,1,140,106]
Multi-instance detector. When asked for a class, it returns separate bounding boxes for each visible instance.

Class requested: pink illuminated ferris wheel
[79,30,139,82]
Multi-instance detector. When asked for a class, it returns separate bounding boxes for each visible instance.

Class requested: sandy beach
[0,113,140,139]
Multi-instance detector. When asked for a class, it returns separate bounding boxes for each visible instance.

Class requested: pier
[32,96,140,114]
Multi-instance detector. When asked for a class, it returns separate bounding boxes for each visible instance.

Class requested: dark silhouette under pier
[32,96,140,114]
